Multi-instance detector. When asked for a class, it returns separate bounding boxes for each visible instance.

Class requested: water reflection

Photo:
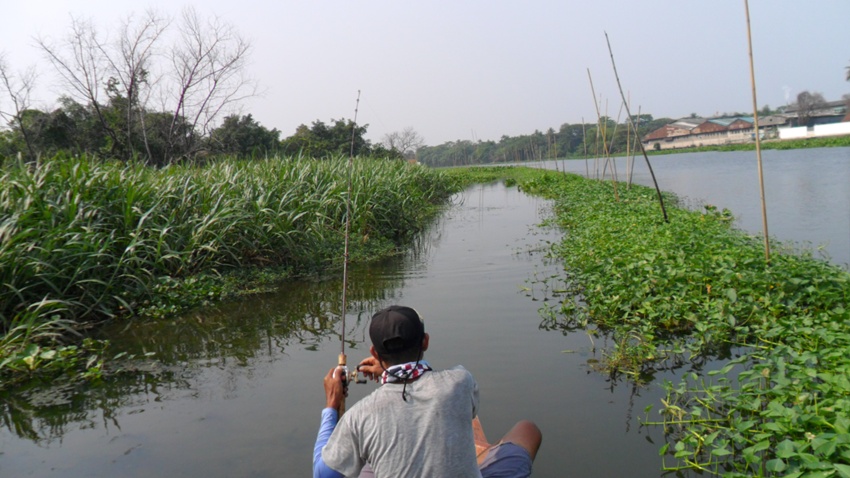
[0,256,418,445]
[0,183,685,477]
[2,368,168,445]
[0,193,469,449]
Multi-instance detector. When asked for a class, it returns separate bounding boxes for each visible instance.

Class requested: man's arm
[313,408,344,478]
[313,367,347,478]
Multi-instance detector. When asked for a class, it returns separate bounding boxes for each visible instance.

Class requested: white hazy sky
[2,1,849,146]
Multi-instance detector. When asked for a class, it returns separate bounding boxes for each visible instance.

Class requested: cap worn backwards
[369,305,424,356]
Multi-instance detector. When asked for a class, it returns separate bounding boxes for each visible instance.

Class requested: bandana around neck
[380,360,432,385]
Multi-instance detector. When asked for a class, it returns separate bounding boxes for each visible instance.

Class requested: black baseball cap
[369,306,425,355]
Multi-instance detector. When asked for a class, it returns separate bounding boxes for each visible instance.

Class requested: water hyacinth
[501,167,850,476]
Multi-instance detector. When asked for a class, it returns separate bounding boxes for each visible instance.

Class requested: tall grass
[0,155,454,383]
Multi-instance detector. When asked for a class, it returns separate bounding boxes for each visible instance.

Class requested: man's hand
[356,356,383,383]
[324,366,348,411]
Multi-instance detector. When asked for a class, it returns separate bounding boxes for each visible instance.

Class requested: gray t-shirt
[322,366,482,478]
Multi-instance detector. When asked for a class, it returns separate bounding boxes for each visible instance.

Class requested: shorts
[355,442,532,478]
[480,442,533,478]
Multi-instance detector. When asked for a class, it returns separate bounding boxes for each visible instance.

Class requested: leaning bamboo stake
[626,92,631,186]
[587,68,619,201]
[604,32,668,222]
[744,0,771,263]
[581,118,589,178]
[587,71,602,179]
[605,100,625,183]
[628,105,642,187]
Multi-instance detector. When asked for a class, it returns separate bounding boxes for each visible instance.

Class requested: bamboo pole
[744,0,771,263]
[628,105,642,187]
[604,32,668,222]
[582,118,589,178]
[587,68,620,201]
[586,72,602,179]
[606,100,625,183]
[626,92,631,186]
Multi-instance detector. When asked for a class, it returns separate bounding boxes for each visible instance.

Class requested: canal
[1,183,670,477]
[2,147,848,476]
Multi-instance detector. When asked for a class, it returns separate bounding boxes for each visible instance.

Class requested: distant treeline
[0,9,401,166]
[0,102,401,166]
[416,115,672,167]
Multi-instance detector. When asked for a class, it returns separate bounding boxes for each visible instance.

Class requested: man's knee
[504,420,542,460]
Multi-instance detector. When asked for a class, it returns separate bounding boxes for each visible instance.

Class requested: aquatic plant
[445,165,850,475]
[0,154,455,387]
[505,167,850,476]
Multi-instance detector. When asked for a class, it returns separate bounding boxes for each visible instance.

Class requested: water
[1,183,674,477]
[541,147,850,268]
[2,148,848,477]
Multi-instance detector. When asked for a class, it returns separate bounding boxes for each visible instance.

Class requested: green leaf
[763,421,788,433]
[836,417,850,435]
[766,459,787,473]
[746,440,771,454]
[735,419,757,432]
[800,471,835,478]
[726,288,738,302]
[711,447,733,457]
[23,343,39,358]
[813,436,838,457]
[776,439,797,459]
[834,464,850,478]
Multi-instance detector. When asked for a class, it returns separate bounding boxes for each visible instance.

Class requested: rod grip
[338,353,347,416]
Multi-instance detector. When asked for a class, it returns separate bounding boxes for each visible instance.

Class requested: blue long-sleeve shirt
[313,408,344,478]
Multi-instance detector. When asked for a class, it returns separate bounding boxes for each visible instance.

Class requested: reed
[0,154,454,382]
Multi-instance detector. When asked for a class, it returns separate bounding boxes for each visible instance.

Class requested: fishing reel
[338,353,367,385]
[348,366,367,385]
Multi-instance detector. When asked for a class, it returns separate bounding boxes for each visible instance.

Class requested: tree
[165,7,257,163]
[53,96,106,155]
[36,8,256,165]
[381,127,424,159]
[631,114,654,126]
[208,114,280,157]
[37,16,122,157]
[107,10,168,161]
[0,54,39,160]
[794,91,827,127]
[369,142,403,160]
[280,118,370,158]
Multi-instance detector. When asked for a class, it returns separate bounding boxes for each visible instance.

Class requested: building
[642,116,767,150]
[642,100,849,151]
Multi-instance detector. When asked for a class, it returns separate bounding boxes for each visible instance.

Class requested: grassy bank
[539,135,850,161]
[446,166,850,476]
[644,134,850,156]
[0,155,457,388]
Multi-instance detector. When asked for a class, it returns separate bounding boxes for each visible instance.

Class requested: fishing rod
[337,90,366,415]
